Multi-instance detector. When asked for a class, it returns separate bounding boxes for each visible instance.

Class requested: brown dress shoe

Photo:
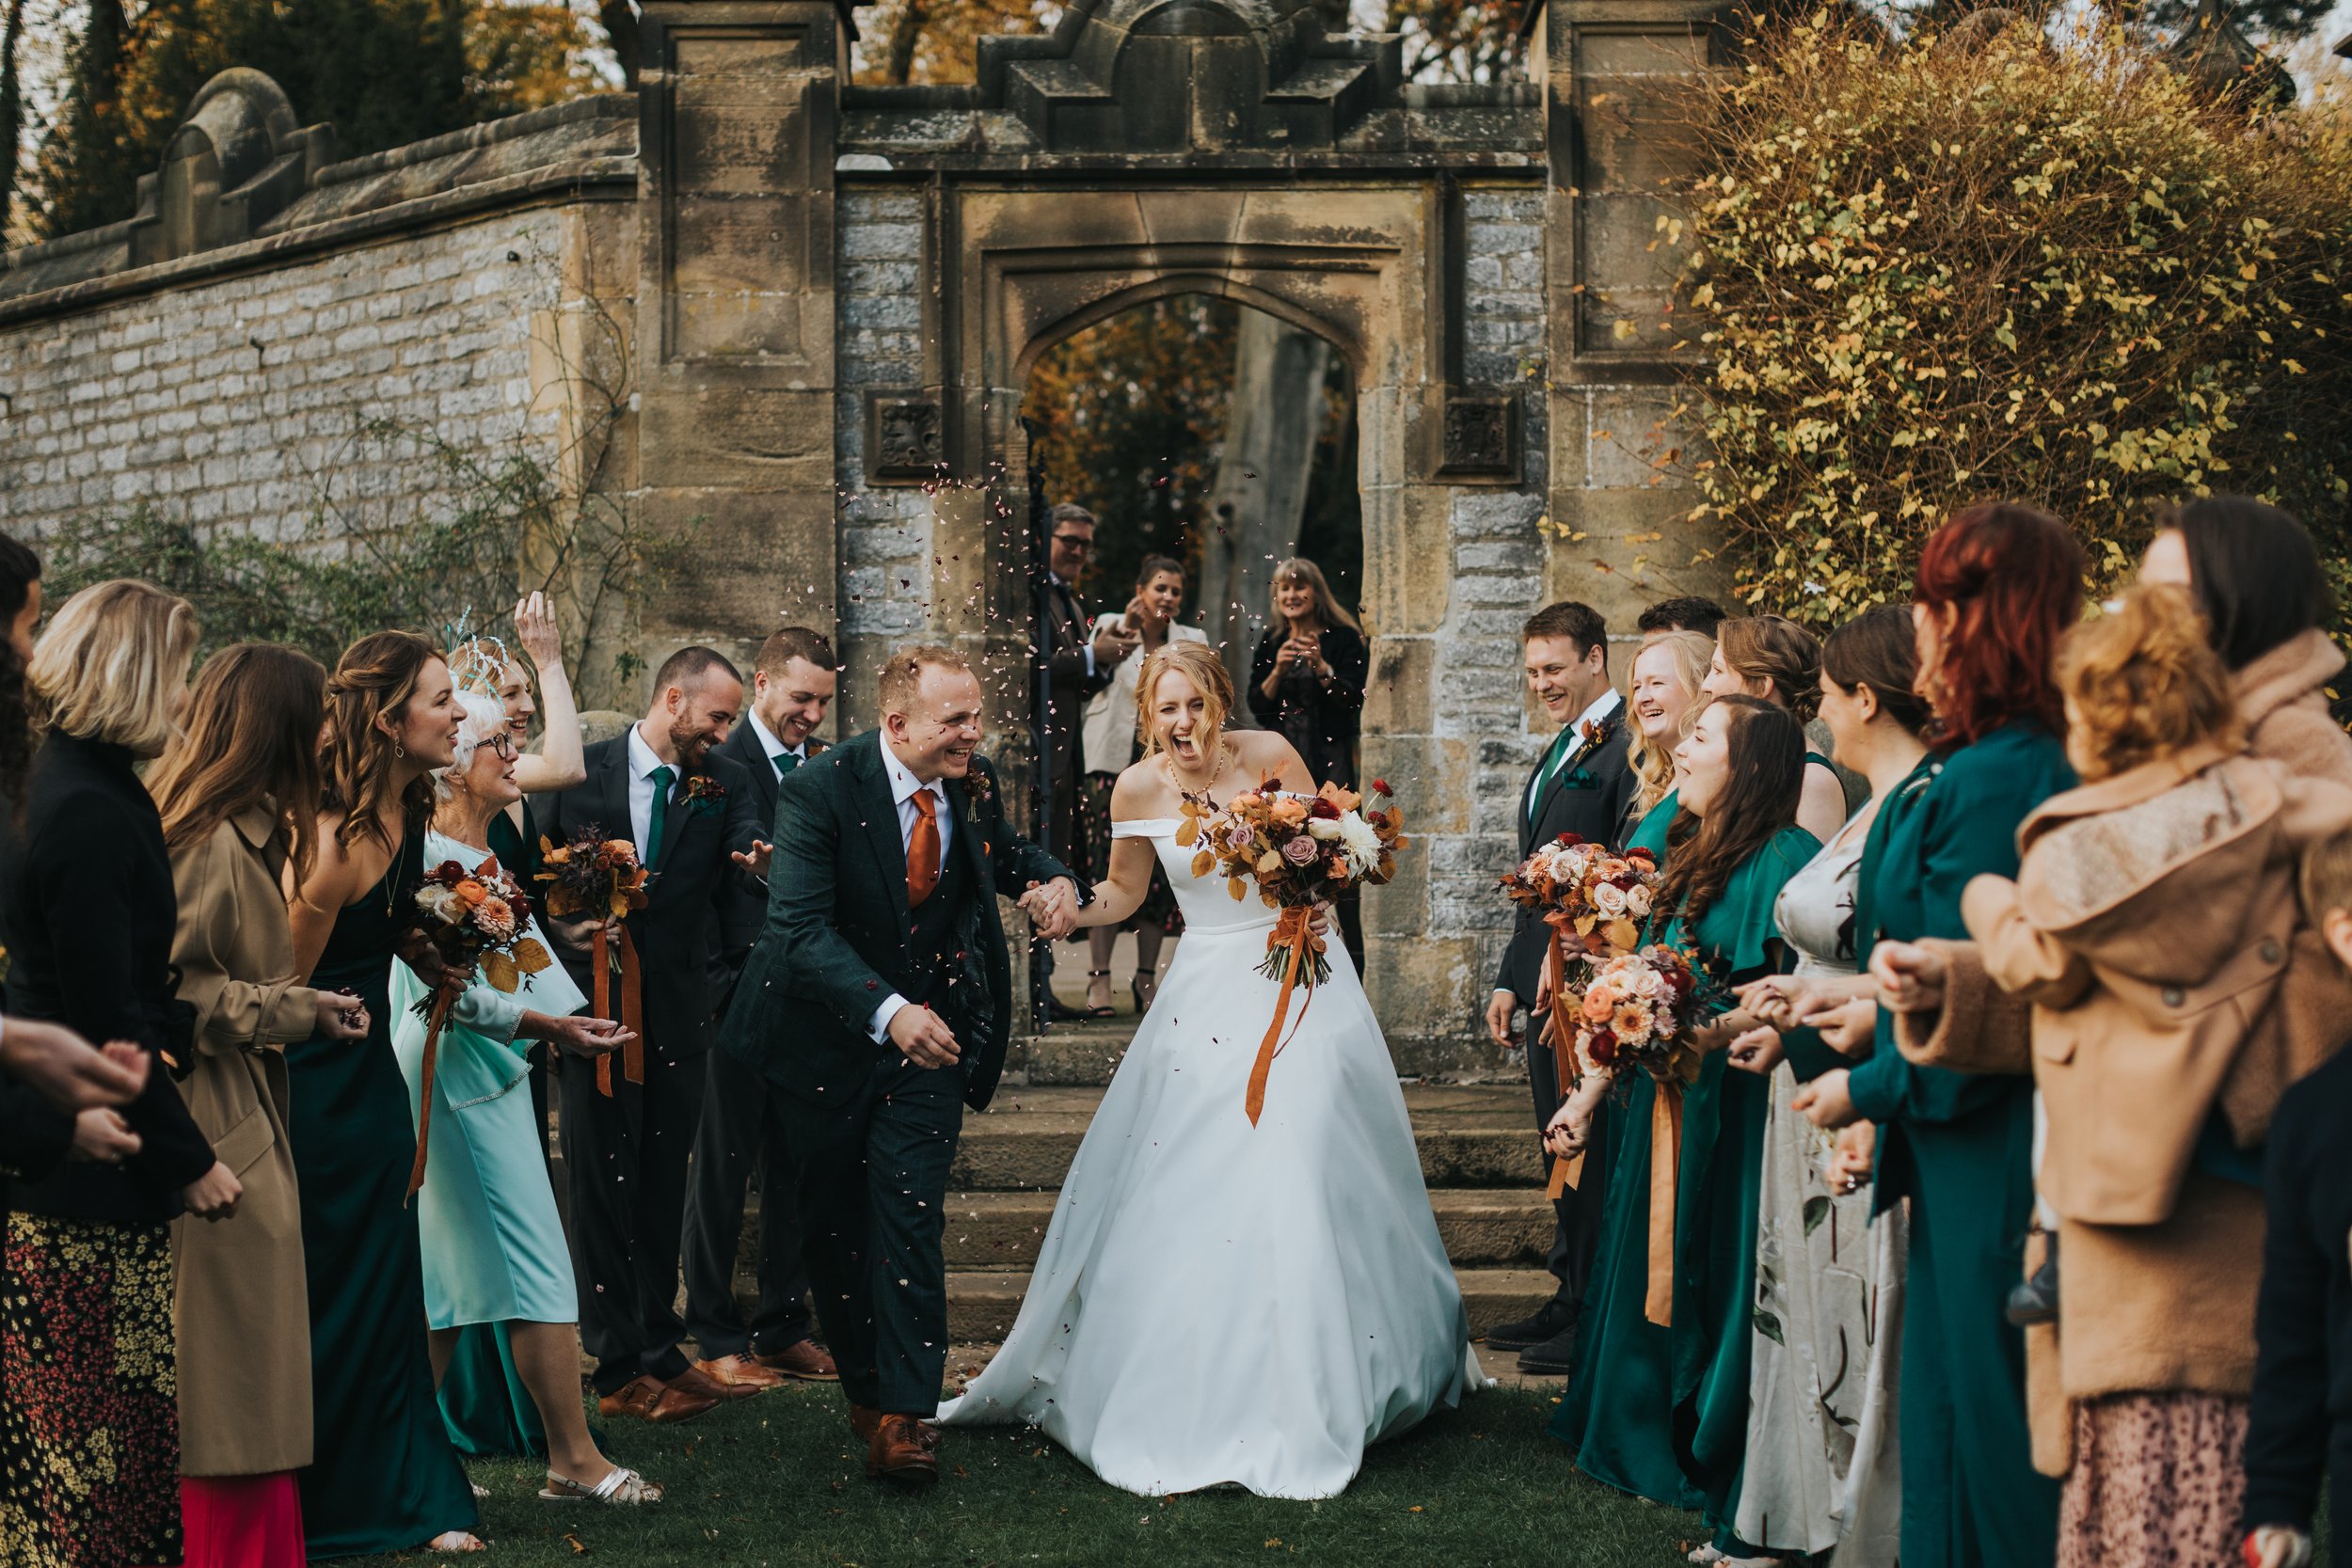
[596,1373,718,1425]
[866,1413,940,1489]
[850,1403,939,1451]
[692,1354,787,1396]
[754,1338,841,1382]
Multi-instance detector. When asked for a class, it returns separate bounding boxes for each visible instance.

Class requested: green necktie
[1534,726,1577,800]
[773,750,800,780]
[645,764,675,869]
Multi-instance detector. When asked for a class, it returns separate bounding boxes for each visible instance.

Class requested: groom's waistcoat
[902,821,977,1024]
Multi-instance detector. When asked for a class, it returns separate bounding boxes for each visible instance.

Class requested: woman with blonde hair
[283,630,481,1557]
[1623,628,1713,843]
[0,579,236,1568]
[151,642,367,1568]
[939,634,1483,1497]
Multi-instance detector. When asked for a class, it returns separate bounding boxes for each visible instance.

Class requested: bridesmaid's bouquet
[1499,832,1661,958]
[1564,944,1707,1088]
[536,830,651,1097]
[1177,777,1407,1124]
[405,856,553,1196]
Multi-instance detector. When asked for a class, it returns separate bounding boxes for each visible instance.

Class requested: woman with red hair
[1789,502,2081,1568]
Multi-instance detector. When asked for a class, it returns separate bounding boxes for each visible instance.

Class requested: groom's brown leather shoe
[866,1414,940,1489]
[850,1403,941,1451]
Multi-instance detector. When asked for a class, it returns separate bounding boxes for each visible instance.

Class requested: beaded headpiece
[442,609,512,700]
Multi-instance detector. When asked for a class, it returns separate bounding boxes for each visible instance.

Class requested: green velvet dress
[1843,725,2073,1568]
[1549,824,1821,1552]
[287,830,481,1556]
[435,804,551,1459]
[1626,791,1677,862]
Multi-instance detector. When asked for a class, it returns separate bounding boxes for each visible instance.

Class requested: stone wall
[0,210,571,542]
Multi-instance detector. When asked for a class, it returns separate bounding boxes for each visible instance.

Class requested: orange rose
[1581,987,1617,1023]
[1269,798,1310,826]
[453,879,488,906]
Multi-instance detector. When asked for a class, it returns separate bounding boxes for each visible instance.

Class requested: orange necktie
[907,788,941,907]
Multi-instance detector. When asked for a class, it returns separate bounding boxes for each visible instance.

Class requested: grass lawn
[348,1382,1707,1567]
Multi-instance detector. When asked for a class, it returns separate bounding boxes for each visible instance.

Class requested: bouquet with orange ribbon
[535,830,651,1097]
[1501,832,1662,1197]
[1179,776,1406,1125]
[405,856,552,1196]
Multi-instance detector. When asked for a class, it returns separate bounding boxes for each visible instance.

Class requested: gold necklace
[1162,738,1232,803]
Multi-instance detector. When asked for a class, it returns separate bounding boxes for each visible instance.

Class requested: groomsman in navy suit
[1482,601,1636,1375]
[683,626,842,1393]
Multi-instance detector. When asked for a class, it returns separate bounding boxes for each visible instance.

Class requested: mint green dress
[1549,824,1821,1552]
[1844,725,2072,1568]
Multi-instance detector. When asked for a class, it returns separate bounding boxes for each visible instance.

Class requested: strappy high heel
[1132,971,1158,1012]
[1083,969,1118,1018]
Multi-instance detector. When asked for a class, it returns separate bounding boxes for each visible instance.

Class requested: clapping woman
[0,581,232,1568]
[1249,559,1370,968]
[285,632,481,1556]
[151,643,369,1568]
[394,688,655,1505]
[1545,696,1820,1564]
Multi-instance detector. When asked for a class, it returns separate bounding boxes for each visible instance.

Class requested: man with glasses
[1040,505,1136,1021]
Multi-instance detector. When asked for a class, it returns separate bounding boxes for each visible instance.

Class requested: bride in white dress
[936,641,1484,1498]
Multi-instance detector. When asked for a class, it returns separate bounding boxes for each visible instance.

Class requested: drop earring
[395,742,406,759]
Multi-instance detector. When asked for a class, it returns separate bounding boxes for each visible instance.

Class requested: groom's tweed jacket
[723,730,1075,1114]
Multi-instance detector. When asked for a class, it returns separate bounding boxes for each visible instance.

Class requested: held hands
[549,913,621,953]
[1,1020,149,1114]
[1018,878,1083,940]
[70,1107,140,1163]
[1828,1120,1876,1195]
[182,1158,244,1222]
[888,1003,961,1069]
[313,990,369,1041]
[1790,1068,1860,1131]
[2244,1528,2315,1568]
[1725,1024,1784,1075]
[1820,997,1878,1056]
[1542,1077,1608,1159]
[1869,941,1947,1014]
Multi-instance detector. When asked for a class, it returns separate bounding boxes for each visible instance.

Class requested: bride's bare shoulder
[1111,756,1177,817]
[1229,728,1307,785]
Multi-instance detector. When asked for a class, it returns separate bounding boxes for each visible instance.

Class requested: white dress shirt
[868,741,955,1045]
[626,723,676,860]
[1528,689,1625,811]
[746,710,807,777]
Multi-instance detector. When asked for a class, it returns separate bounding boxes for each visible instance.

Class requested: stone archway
[921,182,1461,1055]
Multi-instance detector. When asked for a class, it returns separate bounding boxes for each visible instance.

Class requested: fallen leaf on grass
[562,1532,588,1555]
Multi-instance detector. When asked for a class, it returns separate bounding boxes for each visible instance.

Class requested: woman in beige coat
[1898,588,2352,1567]
[151,643,368,1568]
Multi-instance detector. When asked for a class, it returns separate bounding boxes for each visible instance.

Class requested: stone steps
[940,1186,1553,1269]
[946,1267,1556,1344]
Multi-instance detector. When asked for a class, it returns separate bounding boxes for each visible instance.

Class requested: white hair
[435,689,513,801]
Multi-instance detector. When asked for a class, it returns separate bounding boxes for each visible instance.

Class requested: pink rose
[1281,836,1319,866]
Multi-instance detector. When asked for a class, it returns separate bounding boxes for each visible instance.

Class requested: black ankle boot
[2006,1231,2058,1327]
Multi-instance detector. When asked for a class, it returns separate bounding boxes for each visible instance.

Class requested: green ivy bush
[1676,17,2352,626]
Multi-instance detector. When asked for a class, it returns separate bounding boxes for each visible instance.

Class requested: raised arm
[510,594,586,795]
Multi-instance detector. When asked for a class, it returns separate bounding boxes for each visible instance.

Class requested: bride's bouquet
[405,856,553,1196]
[1177,777,1407,1124]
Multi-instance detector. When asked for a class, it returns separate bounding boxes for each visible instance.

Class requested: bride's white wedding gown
[934,816,1486,1498]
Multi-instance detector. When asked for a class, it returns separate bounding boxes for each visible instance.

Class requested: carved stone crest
[868,394,945,483]
[1438,391,1518,479]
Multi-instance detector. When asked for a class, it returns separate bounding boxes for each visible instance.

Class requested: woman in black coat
[0,579,233,1568]
[1248,557,1370,967]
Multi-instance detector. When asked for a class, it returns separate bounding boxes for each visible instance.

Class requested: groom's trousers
[782,1053,964,1414]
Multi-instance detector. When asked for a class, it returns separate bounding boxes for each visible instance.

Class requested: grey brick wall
[834,185,934,657]
[0,211,570,546]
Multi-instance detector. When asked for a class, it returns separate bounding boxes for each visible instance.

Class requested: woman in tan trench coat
[151,643,368,1568]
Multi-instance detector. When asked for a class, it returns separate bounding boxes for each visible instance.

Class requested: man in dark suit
[1038,505,1134,1020]
[1481,600,1637,1376]
[681,626,841,1395]
[723,645,1082,1488]
[532,645,763,1425]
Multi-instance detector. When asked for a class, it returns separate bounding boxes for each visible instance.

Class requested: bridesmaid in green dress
[1788,502,2084,1568]
[437,602,587,1457]
[1700,615,1850,846]
[1547,696,1820,1560]
[1618,631,1712,853]
[285,632,481,1557]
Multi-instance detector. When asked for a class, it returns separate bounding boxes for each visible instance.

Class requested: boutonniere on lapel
[961,768,994,810]
[1561,711,1620,789]
[678,773,728,817]
[1581,712,1619,751]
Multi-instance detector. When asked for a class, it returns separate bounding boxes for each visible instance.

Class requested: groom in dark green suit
[723,644,1083,1488]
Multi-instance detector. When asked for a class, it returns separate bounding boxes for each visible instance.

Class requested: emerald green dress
[1549,823,1821,1552]
[1626,790,1677,861]
[287,830,480,1556]
[1843,725,2073,1568]
[436,804,551,1459]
